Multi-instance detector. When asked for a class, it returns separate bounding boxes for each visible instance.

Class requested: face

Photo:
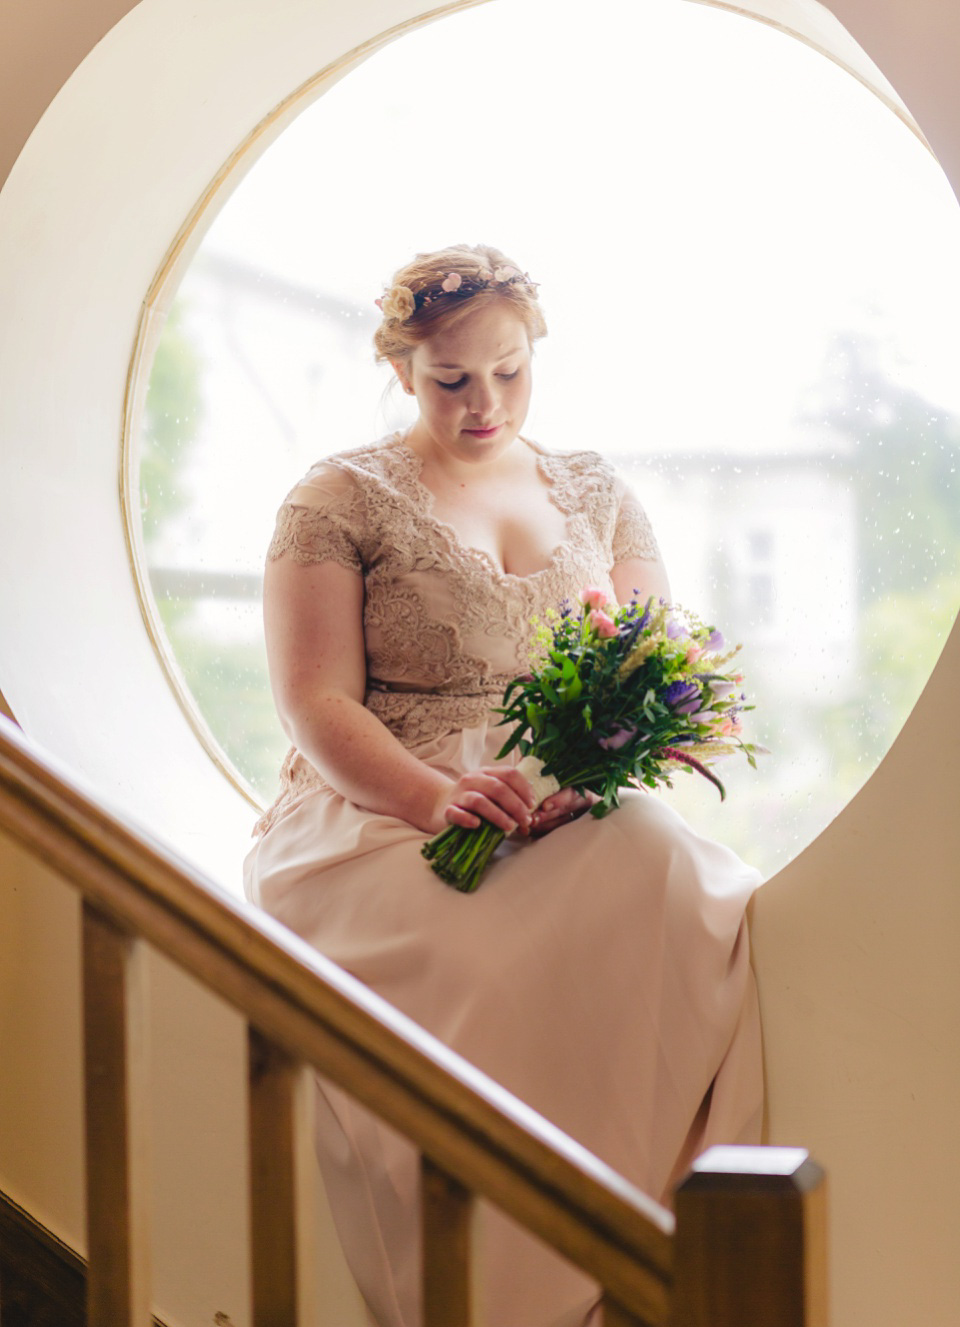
[395,300,533,467]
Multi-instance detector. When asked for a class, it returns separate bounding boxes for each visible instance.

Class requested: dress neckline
[387,430,572,584]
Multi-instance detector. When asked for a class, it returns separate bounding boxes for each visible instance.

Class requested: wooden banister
[248,1028,303,1327]
[0,716,828,1327]
[602,1295,649,1327]
[81,904,152,1327]
[0,718,673,1323]
[421,1156,473,1326]
[672,1146,828,1327]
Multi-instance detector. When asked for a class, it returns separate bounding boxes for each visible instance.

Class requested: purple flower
[708,679,736,699]
[664,680,699,708]
[619,606,651,647]
[666,618,687,640]
[598,726,636,751]
[705,629,724,651]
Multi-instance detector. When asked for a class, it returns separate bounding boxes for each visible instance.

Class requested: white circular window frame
[0,0,951,888]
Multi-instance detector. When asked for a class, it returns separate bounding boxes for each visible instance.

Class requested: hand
[529,787,597,837]
[432,766,537,838]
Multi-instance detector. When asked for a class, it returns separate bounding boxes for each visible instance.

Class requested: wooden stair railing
[0,716,827,1327]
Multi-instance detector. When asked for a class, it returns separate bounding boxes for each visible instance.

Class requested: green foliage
[425,595,762,891]
[138,302,290,803]
[140,300,205,548]
[157,599,288,802]
[821,563,960,784]
[495,597,757,812]
[804,332,960,605]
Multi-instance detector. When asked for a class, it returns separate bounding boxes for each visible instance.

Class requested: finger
[455,789,526,837]
[490,767,538,807]
[538,789,586,817]
[531,798,587,836]
[530,813,575,838]
[462,775,533,828]
[445,804,483,830]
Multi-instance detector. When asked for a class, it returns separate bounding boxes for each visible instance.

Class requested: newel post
[672,1145,828,1327]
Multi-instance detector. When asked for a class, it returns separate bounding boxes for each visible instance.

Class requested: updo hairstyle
[373,243,547,364]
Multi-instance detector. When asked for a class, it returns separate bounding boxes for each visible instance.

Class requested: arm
[612,554,670,608]
[610,474,670,606]
[264,553,535,837]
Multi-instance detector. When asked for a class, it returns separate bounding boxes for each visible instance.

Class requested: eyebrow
[427,348,526,370]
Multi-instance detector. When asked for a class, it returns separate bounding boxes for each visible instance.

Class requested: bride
[244,243,762,1327]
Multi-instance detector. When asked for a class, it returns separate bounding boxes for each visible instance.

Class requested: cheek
[426,389,461,420]
[509,373,533,411]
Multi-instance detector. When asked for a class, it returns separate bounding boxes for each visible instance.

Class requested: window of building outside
[135,0,960,879]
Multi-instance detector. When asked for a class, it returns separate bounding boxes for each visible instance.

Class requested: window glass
[137,0,960,875]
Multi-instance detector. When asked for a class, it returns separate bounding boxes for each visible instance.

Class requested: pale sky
[203,0,960,450]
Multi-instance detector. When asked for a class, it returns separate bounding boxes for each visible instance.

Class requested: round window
[133,0,960,877]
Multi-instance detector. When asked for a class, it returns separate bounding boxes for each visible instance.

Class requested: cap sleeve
[266,462,366,572]
[612,475,661,565]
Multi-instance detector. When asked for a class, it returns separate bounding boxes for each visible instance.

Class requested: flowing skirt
[244,721,763,1327]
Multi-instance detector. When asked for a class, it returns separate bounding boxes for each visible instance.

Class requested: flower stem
[421,820,506,892]
[659,746,727,799]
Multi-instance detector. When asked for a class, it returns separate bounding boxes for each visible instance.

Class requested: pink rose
[580,585,608,610]
[598,726,636,751]
[441,272,462,292]
[589,609,617,638]
[685,645,704,664]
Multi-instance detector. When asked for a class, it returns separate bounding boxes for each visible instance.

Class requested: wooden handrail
[0,716,828,1327]
[0,716,674,1323]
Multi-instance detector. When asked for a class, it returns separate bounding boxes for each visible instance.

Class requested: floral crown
[375,266,538,324]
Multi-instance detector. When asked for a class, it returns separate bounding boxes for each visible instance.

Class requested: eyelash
[437,370,519,392]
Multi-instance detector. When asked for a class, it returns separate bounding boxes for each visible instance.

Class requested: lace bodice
[256,433,660,833]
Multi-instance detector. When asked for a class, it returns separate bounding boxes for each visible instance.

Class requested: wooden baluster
[601,1293,653,1326]
[672,1145,828,1327]
[248,1027,303,1327]
[82,902,152,1327]
[421,1155,473,1327]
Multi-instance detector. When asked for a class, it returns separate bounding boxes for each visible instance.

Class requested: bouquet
[422,587,763,892]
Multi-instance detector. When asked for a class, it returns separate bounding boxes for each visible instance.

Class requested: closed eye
[436,369,519,391]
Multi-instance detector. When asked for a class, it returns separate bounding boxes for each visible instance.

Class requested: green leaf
[496,725,526,759]
[562,675,583,702]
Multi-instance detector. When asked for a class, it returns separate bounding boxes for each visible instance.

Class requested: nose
[467,376,499,422]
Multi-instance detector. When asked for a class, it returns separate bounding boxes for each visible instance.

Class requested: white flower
[441,272,463,292]
[493,265,519,283]
[380,284,416,322]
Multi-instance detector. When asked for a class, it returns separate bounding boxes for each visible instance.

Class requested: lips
[463,425,502,438]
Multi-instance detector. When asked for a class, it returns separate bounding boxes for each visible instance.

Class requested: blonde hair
[373,243,547,363]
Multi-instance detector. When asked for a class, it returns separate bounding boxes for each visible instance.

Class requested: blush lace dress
[243,432,762,1327]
